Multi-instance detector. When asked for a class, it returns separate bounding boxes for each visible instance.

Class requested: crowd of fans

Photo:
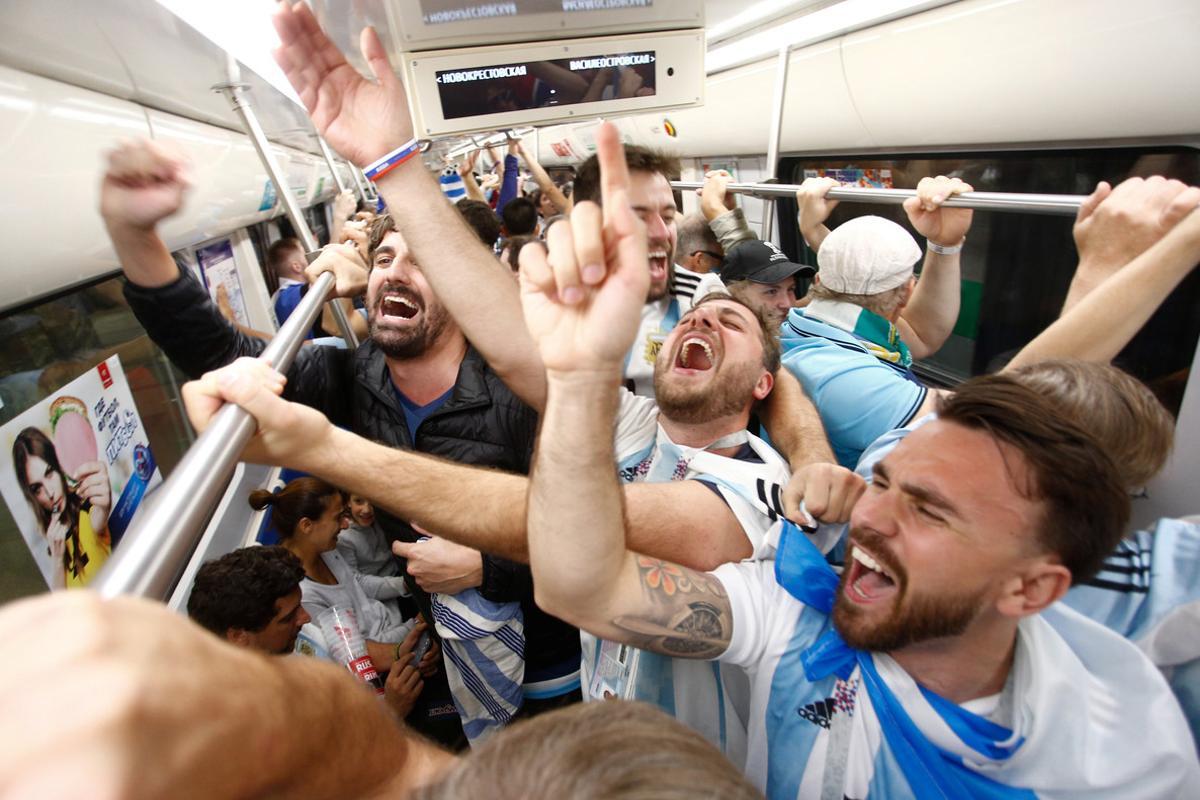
[5,3,1200,798]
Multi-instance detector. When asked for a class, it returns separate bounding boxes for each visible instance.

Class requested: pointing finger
[595,122,631,215]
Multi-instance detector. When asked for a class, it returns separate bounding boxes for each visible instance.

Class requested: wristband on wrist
[363,139,420,182]
[927,238,965,256]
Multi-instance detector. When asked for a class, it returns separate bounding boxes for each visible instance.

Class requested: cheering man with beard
[258,3,836,761]
[512,119,1199,796]
[98,141,582,746]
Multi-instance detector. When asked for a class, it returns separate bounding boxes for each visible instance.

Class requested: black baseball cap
[719,240,815,285]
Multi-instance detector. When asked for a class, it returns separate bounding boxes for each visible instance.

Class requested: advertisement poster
[0,356,162,590]
[196,239,250,327]
[701,162,738,180]
[803,167,893,188]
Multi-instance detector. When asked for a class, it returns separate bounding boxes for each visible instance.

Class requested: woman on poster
[11,426,112,589]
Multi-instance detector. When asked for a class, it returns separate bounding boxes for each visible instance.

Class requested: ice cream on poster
[1,356,162,589]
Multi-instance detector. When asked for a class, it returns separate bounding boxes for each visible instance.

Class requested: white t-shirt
[299,550,412,644]
[712,554,1200,798]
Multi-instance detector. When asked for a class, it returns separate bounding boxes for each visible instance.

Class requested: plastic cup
[316,606,384,695]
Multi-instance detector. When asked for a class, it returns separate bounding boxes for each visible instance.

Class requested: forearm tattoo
[610,556,733,659]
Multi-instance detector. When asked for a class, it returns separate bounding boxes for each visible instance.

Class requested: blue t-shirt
[273,283,318,341]
[394,386,454,441]
[779,309,927,468]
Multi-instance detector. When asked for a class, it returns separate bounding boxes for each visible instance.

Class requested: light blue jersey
[712,524,1198,798]
[780,308,927,469]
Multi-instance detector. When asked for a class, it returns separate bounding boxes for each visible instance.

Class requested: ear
[898,276,916,309]
[753,369,774,402]
[995,561,1072,618]
[225,628,251,648]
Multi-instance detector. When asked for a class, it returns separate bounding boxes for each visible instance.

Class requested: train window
[777,146,1200,413]
[0,276,195,602]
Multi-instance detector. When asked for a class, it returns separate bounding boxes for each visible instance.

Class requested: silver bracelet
[927,238,964,256]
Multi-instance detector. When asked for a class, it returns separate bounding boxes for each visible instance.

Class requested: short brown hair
[573,146,681,206]
[937,374,1130,584]
[1009,360,1174,490]
[410,700,761,800]
[366,213,397,266]
[267,237,304,277]
[693,291,781,375]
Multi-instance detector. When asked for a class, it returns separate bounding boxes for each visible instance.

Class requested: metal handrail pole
[670,181,1085,217]
[214,59,359,349]
[762,44,791,242]
[349,163,375,204]
[316,135,350,194]
[94,272,337,600]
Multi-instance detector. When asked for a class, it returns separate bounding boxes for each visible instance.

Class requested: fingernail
[582,263,604,283]
[562,286,583,305]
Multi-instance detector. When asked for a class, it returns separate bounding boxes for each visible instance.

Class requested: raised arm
[513,139,572,215]
[1006,198,1200,370]
[795,176,840,253]
[270,4,547,409]
[700,170,757,253]
[893,176,973,359]
[99,139,191,289]
[457,150,487,203]
[183,356,762,573]
[521,122,733,657]
[1062,177,1200,313]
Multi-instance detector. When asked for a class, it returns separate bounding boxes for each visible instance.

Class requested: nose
[849,483,899,539]
[686,304,719,330]
[644,211,671,242]
[297,607,312,627]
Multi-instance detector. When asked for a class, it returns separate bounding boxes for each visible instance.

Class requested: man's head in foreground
[835,373,1129,652]
[574,146,681,303]
[187,545,310,654]
[652,293,780,426]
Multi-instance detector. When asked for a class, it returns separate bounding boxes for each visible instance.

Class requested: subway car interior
[1,0,1200,796]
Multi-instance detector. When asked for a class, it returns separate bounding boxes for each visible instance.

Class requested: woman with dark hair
[12,427,111,589]
[249,476,431,674]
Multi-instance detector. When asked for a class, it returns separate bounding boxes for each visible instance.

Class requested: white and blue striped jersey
[713,556,1199,798]
[580,390,793,765]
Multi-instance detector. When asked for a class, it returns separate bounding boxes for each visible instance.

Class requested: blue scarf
[773,521,1034,800]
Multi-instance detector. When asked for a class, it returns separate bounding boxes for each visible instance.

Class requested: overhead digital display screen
[435,51,657,120]
[420,0,653,25]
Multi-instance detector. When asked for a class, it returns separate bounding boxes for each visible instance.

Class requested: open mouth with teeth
[674,335,716,372]
[379,295,420,320]
[648,249,669,283]
[844,545,899,605]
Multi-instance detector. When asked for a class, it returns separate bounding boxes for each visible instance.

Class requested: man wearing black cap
[719,239,815,327]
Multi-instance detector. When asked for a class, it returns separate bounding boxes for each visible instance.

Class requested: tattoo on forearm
[610,557,733,659]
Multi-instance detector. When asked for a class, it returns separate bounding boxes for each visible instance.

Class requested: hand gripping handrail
[93,271,336,600]
[671,181,1086,216]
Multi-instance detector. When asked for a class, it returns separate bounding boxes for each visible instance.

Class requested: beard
[832,531,985,652]
[653,357,761,426]
[369,293,451,360]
